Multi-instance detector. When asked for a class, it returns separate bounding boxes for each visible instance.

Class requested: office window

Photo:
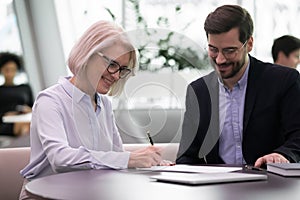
[0,0,22,53]
[0,0,27,85]
[53,0,300,143]
[54,0,300,109]
[54,0,123,60]
[55,0,300,63]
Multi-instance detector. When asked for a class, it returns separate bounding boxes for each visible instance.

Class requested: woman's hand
[159,159,175,166]
[128,146,162,168]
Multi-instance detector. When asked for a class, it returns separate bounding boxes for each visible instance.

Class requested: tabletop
[2,113,32,123]
[25,167,300,200]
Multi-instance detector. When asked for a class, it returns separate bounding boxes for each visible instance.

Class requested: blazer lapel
[199,72,220,158]
[243,56,261,132]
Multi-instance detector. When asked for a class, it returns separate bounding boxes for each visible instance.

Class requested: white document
[138,164,242,173]
[151,172,267,185]
[2,113,32,123]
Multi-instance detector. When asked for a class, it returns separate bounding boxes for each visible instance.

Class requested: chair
[0,147,30,200]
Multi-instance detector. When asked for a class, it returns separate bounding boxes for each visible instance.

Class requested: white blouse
[21,76,130,180]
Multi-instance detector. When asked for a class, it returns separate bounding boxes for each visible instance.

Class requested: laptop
[150,172,267,185]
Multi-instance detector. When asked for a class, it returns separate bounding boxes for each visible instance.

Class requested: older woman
[19,20,163,199]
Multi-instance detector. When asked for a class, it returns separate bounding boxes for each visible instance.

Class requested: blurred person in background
[272,35,300,69]
[0,52,33,136]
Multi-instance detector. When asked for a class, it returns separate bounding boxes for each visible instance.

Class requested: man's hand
[254,153,289,168]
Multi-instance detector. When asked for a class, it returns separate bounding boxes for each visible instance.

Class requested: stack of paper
[139,164,267,185]
[138,164,242,173]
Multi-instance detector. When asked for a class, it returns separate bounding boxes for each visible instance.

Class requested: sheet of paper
[137,164,242,173]
[2,113,32,123]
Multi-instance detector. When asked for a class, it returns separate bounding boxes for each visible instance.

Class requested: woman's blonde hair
[67,20,138,96]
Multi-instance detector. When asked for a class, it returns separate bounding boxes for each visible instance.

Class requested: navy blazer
[176,55,300,165]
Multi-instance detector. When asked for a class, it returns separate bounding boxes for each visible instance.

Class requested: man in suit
[176,5,300,168]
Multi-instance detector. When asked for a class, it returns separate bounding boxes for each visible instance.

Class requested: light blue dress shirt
[21,77,130,180]
[218,62,249,164]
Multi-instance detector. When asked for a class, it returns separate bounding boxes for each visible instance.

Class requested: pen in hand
[146,131,154,146]
[146,130,176,166]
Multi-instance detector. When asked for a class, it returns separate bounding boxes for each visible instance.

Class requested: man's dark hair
[271,35,300,62]
[204,4,254,43]
[0,52,24,71]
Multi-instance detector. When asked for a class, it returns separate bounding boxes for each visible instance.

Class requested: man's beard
[211,55,246,80]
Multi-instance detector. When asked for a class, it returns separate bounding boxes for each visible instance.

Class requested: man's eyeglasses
[96,52,131,79]
[207,41,247,60]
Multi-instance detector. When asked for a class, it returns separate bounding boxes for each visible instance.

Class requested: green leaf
[104,8,115,21]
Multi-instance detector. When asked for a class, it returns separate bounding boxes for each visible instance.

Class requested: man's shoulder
[249,56,299,81]
[191,70,216,86]
[187,71,217,98]
[250,56,298,74]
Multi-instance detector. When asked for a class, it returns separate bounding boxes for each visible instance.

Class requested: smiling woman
[96,52,132,79]
[18,20,173,200]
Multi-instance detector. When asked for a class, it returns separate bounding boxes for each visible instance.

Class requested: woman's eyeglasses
[96,52,131,79]
[207,41,247,60]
